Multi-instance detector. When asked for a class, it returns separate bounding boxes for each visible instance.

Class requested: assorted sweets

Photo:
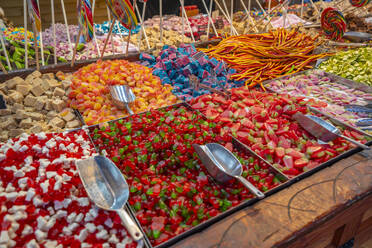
[190,89,368,176]
[0,130,138,247]
[68,59,179,125]
[90,105,284,245]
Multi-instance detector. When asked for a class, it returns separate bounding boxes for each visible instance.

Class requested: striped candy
[27,0,41,32]
[77,0,94,41]
[105,0,138,29]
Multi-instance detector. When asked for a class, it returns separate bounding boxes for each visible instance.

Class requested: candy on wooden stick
[321,7,346,41]
[239,0,258,33]
[201,0,218,38]
[0,32,11,71]
[179,0,196,42]
[61,0,73,56]
[106,6,116,55]
[100,20,115,58]
[27,0,41,70]
[51,0,57,64]
[135,0,150,51]
[36,0,44,65]
[214,0,239,35]
[23,0,28,69]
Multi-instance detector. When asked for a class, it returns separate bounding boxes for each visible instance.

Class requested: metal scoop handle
[125,104,134,115]
[338,134,370,150]
[117,208,143,241]
[236,176,265,199]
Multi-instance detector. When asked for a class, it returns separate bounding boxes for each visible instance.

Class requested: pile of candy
[0,39,58,70]
[0,70,81,141]
[42,24,79,48]
[130,27,192,55]
[319,47,372,86]
[95,21,140,35]
[0,130,138,247]
[267,70,372,127]
[201,28,329,88]
[190,89,368,176]
[141,44,243,100]
[68,60,178,125]
[3,27,36,43]
[91,105,284,245]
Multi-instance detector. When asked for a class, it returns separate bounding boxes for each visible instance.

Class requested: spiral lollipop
[77,0,94,42]
[349,0,371,7]
[106,0,138,29]
[27,0,41,32]
[321,7,347,41]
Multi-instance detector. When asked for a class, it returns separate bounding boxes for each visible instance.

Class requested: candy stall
[0,0,371,248]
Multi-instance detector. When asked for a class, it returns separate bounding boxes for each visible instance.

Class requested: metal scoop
[193,143,265,199]
[109,85,136,115]
[343,31,372,43]
[293,113,370,150]
[76,156,143,241]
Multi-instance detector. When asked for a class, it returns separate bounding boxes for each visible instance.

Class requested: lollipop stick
[214,0,239,35]
[181,0,185,42]
[0,32,11,71]
[159,0,163,43]
[201,0,218,38]
[36,0,45,66]
[61,0,73,56]
[239,0,258,33]
[179,0,196,42]
[301,0,304,18]
[23,0,28,69]
[32,25,40,71]
[51,0,57,64]
[71,29,82,67]
[126,29,132,56]
[230,0,233,36]
[0,62,6,74]
[135,2,150,51]
[106,6,115,55]
[268,0,272,13]
[100,20,115,59]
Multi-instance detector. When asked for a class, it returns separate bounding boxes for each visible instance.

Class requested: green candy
[319,47,372,86]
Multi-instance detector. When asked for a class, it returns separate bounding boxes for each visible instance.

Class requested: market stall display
[68,60,178,125]
[201,28,329,89]
[0,71,81,141]
[189,89,368,176]
[141,44,243,100]
[318,47,372,86]
[0,129,139,247]
[266,69,372,131]
[90,105,285,246]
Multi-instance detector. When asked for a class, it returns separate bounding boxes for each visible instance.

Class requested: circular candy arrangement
[106,0,138,29]
[321,7,347,41]
[349,0,371,7]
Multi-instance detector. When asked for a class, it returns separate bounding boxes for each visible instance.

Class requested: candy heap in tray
[267,70,372,129]
[89,105,285,245]
[141,44,244,100]
[190,89,368,176]
[0,130,138,247]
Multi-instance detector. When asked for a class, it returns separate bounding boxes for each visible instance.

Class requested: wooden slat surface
[171,150,372,248]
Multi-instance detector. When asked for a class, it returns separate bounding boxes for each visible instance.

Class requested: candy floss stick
[23,0,28,69]
[92,0,101,58]
[0,32,11,71]
[106,6,115,55]
[51,0,57,64]
[301,0,304,18]
[32,25,40,71]
[179,0,195,42]
[37,0,45,66]
[61,0,73,56]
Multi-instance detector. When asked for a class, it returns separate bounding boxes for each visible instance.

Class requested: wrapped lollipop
[321,7,347,41]
[349,0,371,7]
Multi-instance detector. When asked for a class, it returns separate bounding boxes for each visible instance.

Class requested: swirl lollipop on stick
[349,0,371,7]
[321,7,347,41]
[27,0,41,70]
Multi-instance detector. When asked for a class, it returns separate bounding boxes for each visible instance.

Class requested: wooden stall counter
[172,150,372,248]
